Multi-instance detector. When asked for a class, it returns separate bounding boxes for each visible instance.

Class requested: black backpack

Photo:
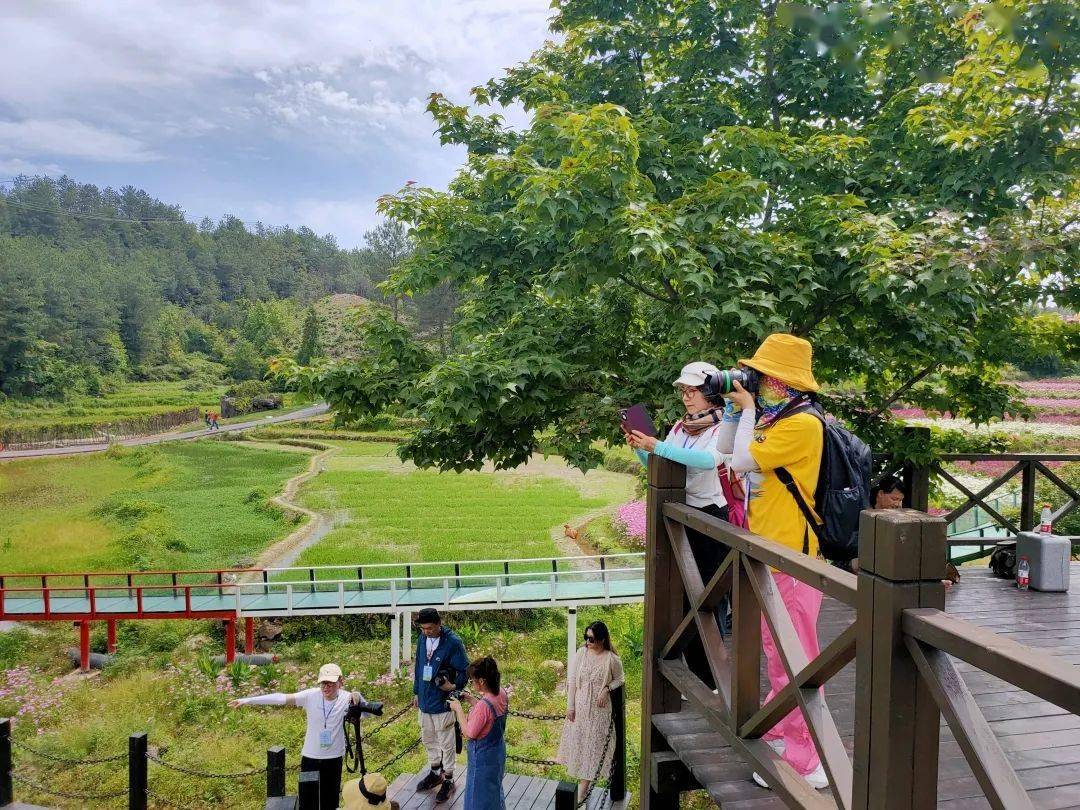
[773,400,872,563]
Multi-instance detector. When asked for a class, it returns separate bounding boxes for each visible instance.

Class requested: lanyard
[321,695,336,729]
[676,424,714,449]
[426,637,438,663]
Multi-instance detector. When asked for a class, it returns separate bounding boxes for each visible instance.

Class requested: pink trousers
[760,571,824,776]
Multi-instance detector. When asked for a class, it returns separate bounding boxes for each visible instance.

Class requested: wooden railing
[641,455,1080,809]
[879,436,1080,541]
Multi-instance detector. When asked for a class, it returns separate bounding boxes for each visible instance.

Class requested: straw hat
[342,773,390,809]
[738,333,819,393]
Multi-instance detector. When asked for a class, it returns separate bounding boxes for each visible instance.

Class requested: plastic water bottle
[1017,556,1030,591]
[1040,504,1053,535]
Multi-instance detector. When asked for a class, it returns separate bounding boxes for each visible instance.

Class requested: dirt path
[248,440,341,570]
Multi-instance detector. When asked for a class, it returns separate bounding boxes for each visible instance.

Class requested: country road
[0,403,329,461]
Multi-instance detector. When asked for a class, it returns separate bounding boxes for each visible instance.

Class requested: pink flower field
[891,379,1079,426]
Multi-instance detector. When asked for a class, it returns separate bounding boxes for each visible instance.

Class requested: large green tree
[294,0,1079,470]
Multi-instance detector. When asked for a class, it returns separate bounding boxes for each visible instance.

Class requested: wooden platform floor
[387,769,623,810]
[654,565,1080,809]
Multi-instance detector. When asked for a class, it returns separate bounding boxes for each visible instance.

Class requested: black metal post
[1,718,13,807]
[610,685,626,801]
[129,732,148,810]
[266,746,286,798]
[555,781,577,810]
[298,770,320,810]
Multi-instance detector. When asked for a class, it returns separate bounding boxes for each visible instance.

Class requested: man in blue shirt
[412,607,469,803]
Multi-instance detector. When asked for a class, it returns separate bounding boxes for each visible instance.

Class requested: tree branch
[870,365,935,419]
[616,273,675,304]
[658,275,681,304]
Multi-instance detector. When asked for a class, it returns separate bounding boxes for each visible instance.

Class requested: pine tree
[296,307,323,365]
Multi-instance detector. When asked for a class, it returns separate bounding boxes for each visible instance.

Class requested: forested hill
[0,176,430,399]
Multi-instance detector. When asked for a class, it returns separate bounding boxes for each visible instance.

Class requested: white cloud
[0,0,554,245]
[247,197,386,248]
[0,119,159,162]
[0,157,65,178]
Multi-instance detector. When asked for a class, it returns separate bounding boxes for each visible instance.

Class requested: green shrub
[0,629,31,669]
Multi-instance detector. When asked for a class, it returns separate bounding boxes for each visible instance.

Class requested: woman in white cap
[627,361,733,685]
[230,662,378,810]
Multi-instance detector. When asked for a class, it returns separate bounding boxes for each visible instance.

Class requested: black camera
[346,697,384,721]
[704,367,762,397]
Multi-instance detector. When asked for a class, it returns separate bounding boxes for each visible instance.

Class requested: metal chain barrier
[145,751,267,779]
[506,752,560,766]
[373,736,421,773]
[10,770,127,801]
[502,707,615,808]
[364,703,413,738]
[10,736,127,765]
[507,709,566,722]
[576,715,615,809]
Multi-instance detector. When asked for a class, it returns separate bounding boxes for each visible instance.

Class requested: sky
[0,0,554,248]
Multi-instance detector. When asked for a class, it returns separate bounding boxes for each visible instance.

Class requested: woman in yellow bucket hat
[722,333,829,791]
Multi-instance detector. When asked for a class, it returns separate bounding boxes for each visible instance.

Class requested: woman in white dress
[556,621,625,801]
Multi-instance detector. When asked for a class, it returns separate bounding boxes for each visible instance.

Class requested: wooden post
[224,619,236,664]
[1,718,12,807]
[852,509,946,810]
[266,746,286,798]
[129,732,148,810]
[555,781,576,810]
[1020,460,1037,532]
[610,684,627,802]
[298,770,320,810]
[641,455,686,810]
[78,619,91,672]
[245,617,256,655]
[403,610,412,664]
[901,426,932,512]
[107,619,118,654]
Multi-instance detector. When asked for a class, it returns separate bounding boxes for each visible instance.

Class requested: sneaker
[803,763,829,789]
[416,769,443,791]
[752,763,828,791]
[435,777,455,803]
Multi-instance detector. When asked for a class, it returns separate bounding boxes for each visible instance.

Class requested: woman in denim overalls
[448,656,508,809]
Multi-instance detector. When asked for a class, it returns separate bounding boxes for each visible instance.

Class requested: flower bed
[612,500,646,548]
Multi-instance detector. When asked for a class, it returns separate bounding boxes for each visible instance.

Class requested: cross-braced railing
[876,429,1079,563]
[641,454,1080,810]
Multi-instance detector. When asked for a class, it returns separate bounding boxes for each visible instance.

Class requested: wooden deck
[653,565,1080,809]
[387,769,628,810]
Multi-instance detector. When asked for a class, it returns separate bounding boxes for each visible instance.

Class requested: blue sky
[0,1,553,247]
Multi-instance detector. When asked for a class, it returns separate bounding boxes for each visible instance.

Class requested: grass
[0,441,310,573]
[0,604,664,809]
[288,439,633,577]
[0,435,662,808]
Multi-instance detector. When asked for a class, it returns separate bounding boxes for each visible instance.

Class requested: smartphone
[619,404,656,438]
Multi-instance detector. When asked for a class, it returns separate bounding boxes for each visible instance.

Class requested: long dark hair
[585,621,614,653]
[466,656,501,694]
